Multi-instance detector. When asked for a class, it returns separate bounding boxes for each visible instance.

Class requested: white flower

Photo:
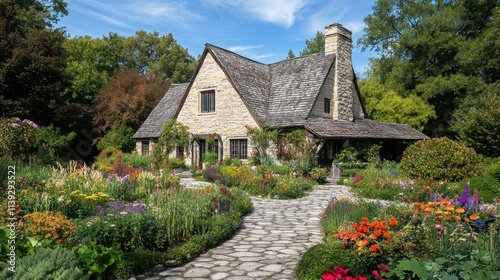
[119,212,128,215]
[110,224,115,228]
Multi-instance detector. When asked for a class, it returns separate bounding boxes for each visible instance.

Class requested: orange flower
[435,210,444,215]
[374,229,383,237]
[452,215,461,221]
[455,208,465,214]
[414,202,422,207]
[469,214,480,221]
[368,234,378,240]
[383,231,391,238]
[414,209,420,215]
[370,244,380,252]
[357,239,369,247]
[389,217,398,227]
[424,207,433,213]
[446,205,455,211]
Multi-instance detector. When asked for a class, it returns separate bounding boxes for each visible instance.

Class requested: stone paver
[136,183,353,279]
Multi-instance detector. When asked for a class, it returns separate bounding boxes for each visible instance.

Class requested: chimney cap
[325,23,352,39]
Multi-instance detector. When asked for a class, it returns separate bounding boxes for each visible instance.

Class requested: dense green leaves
[360,0,500,137]
[359,77,435,131]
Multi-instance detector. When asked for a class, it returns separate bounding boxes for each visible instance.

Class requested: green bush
[112,247,164,279]
[400,137,482,182]
[97,124,135,152]
[35,125,76,165]
[487,161,500,181]
[122,153,153,169]
[461,174,500,203]
[0,247,89,280]
[294,241,359,280]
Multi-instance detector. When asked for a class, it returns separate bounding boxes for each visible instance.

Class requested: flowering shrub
[0,117,39,161]
[400,137,482,182]
[19,211,75,244]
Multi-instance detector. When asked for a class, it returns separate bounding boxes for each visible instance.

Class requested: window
[201,90,215,113]
[230,139,247,159]
[324,98,331,114]
[141,141,149,156]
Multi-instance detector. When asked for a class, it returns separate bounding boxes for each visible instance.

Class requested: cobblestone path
[135,184,353,280]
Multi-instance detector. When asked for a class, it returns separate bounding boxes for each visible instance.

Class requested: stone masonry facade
[176,53,259,163]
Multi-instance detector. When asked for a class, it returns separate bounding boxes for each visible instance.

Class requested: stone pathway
[135,183,354,280]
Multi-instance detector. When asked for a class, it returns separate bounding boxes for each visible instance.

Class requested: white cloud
[344,21,365,34]
[208,0,309,27]
[227,45,262,52]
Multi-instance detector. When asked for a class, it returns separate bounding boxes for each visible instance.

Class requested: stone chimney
[325,23,354,121]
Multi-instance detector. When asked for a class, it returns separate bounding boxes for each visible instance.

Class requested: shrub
[19,211,75,245]
[97,124,135,152]
[309,167,329,183]
[294,241,359,280]
[35,125,76,165]
[0,117,39,162]
[461,174,500,203]
[487,160,500,181]
[202,152,217,165]
[112,247,165,279]
[0,247,89,280]
[122,153,154,169]
[202,164,225,183]
[72,241,123,279]
[400,137,482,182]
[94,147,123,173]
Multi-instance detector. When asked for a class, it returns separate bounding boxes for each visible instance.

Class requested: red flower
[378,264,390,272]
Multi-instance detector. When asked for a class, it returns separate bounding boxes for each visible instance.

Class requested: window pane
[142,141,149,156]
[201,91,215,112]
[231,140,238,158]
[240,140,247,159]
[324,98,331,114]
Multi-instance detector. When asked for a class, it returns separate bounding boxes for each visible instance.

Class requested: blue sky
[57,0,378,75]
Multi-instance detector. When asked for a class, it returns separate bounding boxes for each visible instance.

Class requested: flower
[469,214,480,221]
[473,219,485,230]
[457,182,471,208]
[12,123,20,128]
[370,244,380,252]
[455,208,465,214]
[378,264,389,272]
[389,217,397,227]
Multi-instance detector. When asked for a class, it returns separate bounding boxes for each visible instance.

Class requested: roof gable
[267,53,335,126]
[133,83,188,139]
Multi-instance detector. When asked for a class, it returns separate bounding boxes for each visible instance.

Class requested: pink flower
[378,264,389,272]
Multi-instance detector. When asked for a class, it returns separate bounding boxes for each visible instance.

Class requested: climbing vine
[153,120,190,169]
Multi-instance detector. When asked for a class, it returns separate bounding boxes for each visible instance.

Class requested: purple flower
[457,182,471,208]
[12,123,20,128]
[32,123,39,129]
[472,188,479,205]
[14,117,21,122]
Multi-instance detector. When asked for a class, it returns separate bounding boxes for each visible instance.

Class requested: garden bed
[0,160,252,279]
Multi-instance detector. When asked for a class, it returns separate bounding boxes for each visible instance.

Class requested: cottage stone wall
[176,53,260,164]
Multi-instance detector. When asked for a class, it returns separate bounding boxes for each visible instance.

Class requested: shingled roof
[134,44,427,141]
[133,83,188,139]
[306,118,429,140]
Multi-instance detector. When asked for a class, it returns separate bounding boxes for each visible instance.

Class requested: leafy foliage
[358,77,435,131]
[153,120,190,169]
[97,124,135,152]
[287,31,325,58]
[94,68,168,131]
[0,0,69,127]
[19,211,75,245]
[359,0,499,135]
[0,247,88,280]
[400,137,482,182]
[35,125,76,164]
[0,118,40,162]
[451,82,500,157]
[246,123,278,165]
[72,241,123,278]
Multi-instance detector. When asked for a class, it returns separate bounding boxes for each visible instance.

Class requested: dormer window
[201,90,215,113]
[324,98,331,114]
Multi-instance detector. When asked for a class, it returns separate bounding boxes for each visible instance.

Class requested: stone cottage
[133,23,428,167]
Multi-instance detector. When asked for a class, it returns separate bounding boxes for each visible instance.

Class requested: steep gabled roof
[306,118,429,140]
[133,83,188,139]
[207,44,270,122]
[266,53,335,126]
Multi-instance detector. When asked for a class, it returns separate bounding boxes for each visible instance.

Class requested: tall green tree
[0,0,69,126]
[287,31,325,59]
[359,0,500,136]
[121,31,196,83]
[359,77,436,131]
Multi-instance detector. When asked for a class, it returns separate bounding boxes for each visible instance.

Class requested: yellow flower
[455,208,465,214]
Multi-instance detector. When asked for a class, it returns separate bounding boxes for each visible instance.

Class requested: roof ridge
[205,43,268,66]
[268,52,325,66]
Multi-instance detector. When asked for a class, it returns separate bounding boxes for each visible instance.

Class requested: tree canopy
[359,0,500,136]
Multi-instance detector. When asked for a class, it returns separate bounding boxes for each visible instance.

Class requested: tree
[121,31,196,83]
[63,34,124,104]
[358,77,436,131]
[94,68,168,131]
[359,0,500,136]
[0,0,69,127]
[287,31,325,59]
[451,82,500,157]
